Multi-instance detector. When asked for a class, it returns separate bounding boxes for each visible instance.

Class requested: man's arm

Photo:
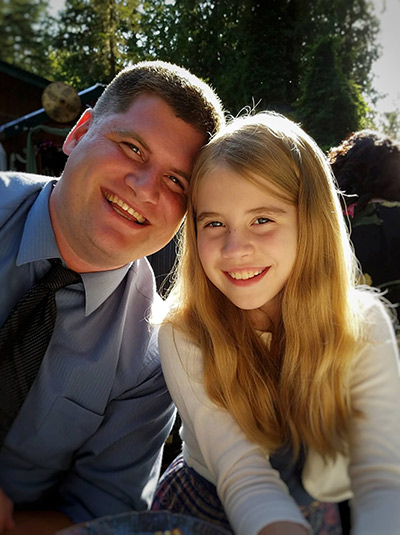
[0,489,73,535]
[56,361,175,522]
[12,511,72,535]
[0,363,174,532]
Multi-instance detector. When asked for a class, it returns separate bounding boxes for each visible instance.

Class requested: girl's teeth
[228,270,263,280]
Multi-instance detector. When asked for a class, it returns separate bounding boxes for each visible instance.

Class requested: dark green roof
[0,59,51,89]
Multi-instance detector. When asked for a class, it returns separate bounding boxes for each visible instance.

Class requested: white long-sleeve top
[158,298,400,535]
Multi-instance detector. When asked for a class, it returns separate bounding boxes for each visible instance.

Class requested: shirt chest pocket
[8,396,104,469]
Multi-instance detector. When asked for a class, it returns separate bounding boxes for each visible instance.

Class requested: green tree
[140,0,298,113]
[50,0,142,89]
[140,0,380,117]
[309,0,380,94]
[295,36,368,150]
[0,0,53,76]
[6,0,379,121]
[381,110,400,140]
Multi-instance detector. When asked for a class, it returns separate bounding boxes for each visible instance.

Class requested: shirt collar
[16,180,133,316]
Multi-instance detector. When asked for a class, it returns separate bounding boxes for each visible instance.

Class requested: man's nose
[222,229,254,258]
[125,168,160,203]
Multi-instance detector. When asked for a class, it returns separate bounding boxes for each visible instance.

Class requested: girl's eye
[205,221,223,228]
[254,217,271,225]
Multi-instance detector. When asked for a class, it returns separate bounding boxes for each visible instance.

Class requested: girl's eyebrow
[197,206,288,222]
[196,211,220,222]
[248,206,288,216]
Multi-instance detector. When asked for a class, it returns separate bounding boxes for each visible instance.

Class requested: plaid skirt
[151,454,342,535]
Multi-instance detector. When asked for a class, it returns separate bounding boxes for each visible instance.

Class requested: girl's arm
[159,324,312,535]
[0,488,15,532]
[347,298,400,534]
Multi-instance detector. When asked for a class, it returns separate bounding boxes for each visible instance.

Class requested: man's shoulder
[0,171,52,207]
[126,256,157,299]
[0,171,51,190]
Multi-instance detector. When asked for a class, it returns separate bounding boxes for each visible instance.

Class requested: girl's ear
[62,108,94,155]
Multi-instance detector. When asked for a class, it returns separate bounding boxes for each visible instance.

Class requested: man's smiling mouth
[104,192,147,224]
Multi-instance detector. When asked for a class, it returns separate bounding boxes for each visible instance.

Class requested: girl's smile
[224,267,269,284]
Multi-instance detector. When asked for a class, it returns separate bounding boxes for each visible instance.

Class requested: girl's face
[196,165,298,325]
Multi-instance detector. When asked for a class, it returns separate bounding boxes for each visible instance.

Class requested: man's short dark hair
[93,60,225,140]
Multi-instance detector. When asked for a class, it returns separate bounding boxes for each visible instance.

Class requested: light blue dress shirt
[0,172,175,522]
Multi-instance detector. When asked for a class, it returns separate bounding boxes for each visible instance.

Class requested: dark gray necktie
[0,261,81,446]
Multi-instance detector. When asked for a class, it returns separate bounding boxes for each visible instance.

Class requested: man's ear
[62,108,94,155]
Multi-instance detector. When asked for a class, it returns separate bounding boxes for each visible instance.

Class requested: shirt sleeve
[159,324,312,535]
[57,339,176,523]
[346,299,400,535]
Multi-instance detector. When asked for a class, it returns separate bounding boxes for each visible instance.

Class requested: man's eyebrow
[112,129,190,180]
[112,129,150,151]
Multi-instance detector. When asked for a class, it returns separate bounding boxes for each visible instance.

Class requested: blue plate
[56,510,231,535]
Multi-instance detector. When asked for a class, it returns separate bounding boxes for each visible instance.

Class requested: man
[0,60,224,533]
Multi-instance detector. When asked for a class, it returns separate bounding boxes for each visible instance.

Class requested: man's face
[49,93,206,272]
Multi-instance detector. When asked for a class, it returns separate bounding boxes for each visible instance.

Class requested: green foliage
[140,0,306,114]
[1,0,381,137]
[0,0,53,77]
[50,0,142,89]
[139,0,379,121]
[298,0,380,92]
[295,35,369,150]
[380,111,400,140]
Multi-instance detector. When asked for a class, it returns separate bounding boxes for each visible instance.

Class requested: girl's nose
[221,229,254,258]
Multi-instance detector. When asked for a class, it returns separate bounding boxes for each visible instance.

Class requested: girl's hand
[0,488,15,532]
[258,521,309,535]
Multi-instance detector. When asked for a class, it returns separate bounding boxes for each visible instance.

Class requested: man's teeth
[228,269,264,280]
[105,193,145,224]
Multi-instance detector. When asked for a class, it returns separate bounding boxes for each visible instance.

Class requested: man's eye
[123,142,141,155]
[254,217,271,225]
[168,175,184,190]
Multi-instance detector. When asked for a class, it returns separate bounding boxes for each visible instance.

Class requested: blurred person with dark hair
[328,129,400,322]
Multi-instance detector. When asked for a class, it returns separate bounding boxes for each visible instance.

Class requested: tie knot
[40,261,81,291]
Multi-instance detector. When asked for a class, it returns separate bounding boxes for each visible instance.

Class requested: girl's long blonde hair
[166,111,367,459]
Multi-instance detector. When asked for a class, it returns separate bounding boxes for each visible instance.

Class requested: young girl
[151,112,400,535]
